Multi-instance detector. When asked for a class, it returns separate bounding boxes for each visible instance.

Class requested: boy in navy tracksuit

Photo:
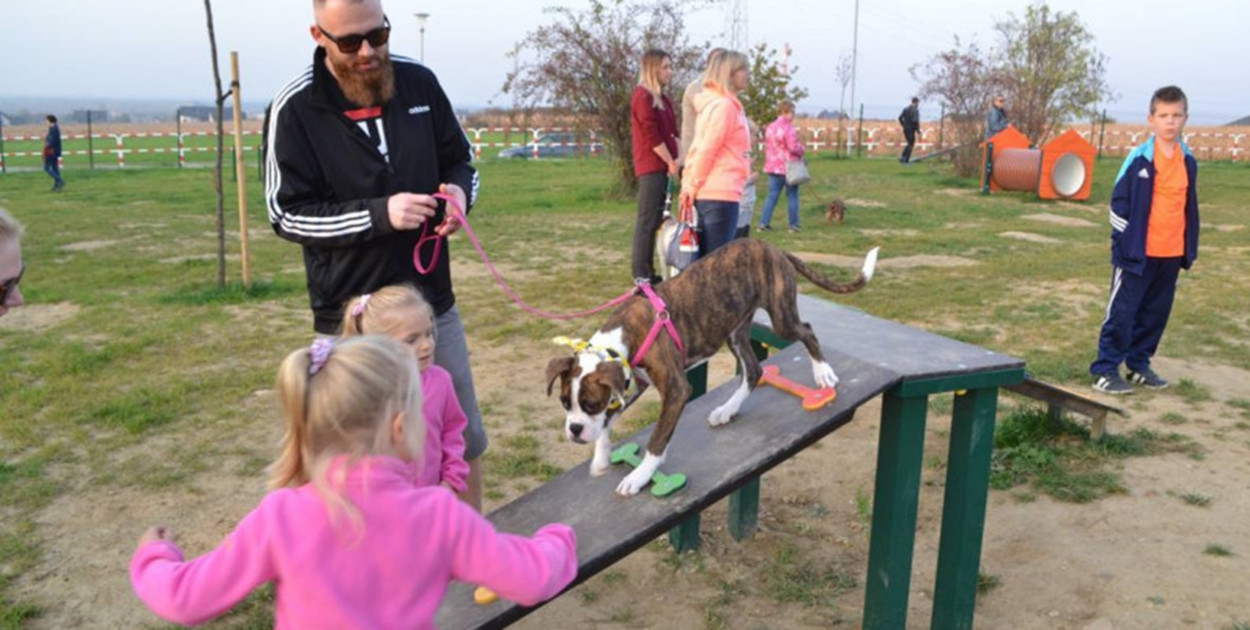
[1090,86,1199,394]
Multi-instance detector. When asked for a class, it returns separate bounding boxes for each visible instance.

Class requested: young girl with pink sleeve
[130,335,578,628]
[342,286,469,496]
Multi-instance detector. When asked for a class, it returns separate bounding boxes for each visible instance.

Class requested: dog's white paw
[616,468,651,496]
[813,361,839,389]
[708,404,737,427]
[590,457,611,477]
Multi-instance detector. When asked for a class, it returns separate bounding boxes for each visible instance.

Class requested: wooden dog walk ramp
[435,343,899,629]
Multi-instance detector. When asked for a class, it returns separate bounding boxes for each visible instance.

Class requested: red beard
[329,49,396,106]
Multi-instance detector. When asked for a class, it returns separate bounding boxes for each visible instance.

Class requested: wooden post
[230,51,252,289]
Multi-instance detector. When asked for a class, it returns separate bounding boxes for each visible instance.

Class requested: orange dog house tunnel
[980,127,1096,200]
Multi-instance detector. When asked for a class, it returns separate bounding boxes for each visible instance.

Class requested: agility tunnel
[981,126,1096,200]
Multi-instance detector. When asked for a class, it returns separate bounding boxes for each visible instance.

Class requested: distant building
[71,109,110,123]
[178,105,238,122]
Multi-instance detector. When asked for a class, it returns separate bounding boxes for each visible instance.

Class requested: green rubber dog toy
[609,443,688,497]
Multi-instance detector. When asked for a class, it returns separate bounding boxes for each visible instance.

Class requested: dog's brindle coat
[547,238,878,496]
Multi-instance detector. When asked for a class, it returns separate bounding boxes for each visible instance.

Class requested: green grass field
[0,152,1247,626]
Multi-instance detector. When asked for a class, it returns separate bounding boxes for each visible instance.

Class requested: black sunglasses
[1,263,24,304]
[318,15,391,54]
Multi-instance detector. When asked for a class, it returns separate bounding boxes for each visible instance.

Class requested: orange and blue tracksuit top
[1107,136,1199,275]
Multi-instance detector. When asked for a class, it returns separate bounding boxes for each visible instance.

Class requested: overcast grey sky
[3,0,1246,125]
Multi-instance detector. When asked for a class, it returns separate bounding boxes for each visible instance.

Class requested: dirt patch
[795,252,978,270]
[1001,231,1062,244]
[1023,213,1098,228]
[938,187,978,197]
[1206,223,1245,232]
[842,198,887,208]
[859,228,919,238]
[0,302,79,332]
[61,239,124,252]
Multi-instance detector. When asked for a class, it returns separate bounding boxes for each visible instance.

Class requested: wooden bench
[1003,375,1126,440]
[436,294,1024,630]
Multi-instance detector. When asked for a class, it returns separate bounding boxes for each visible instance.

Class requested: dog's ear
[546,356,575,397]
[595,361,628,397]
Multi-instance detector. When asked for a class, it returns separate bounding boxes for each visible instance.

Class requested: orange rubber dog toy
[759,365,837,410]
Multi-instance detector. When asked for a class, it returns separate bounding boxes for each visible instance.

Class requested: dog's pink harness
[631,280,684,368]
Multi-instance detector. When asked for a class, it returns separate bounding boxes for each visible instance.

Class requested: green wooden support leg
[724,340,769,541]
[728,476,760,541]
[862,388,929,630]
[669,361,709,552]
[931,386,999,630]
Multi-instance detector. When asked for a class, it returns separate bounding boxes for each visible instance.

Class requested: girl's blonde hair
[269,335,425,515]
[638,49,670,109]
[0,207,23,243]
[341,284,435,338]
[703,50,749,94]
[777,101,795,116]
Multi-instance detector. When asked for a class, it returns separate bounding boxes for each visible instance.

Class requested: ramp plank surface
[435,343,899,629]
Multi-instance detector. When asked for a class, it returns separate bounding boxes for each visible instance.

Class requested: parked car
[497,132,599,159]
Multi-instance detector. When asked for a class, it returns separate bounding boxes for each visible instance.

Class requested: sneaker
[1092,373,1133,395]
[788,225,801,233]
[1127,367,1169,389]
[757,225,772,232]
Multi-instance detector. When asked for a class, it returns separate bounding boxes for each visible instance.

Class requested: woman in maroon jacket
[629,49,678,283]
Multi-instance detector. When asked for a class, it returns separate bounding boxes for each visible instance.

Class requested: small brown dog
[825,199,847,225]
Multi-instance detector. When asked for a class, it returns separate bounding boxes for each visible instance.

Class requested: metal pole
[415,12,430,63]
[848,0,859,142]
[87,110,95,169]
[857,103,865,158]
[230,51,252,289]
[938,103,946,150]
[1097,109,1107,161]
[0,112,6,175]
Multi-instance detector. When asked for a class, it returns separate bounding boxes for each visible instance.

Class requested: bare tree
[910,37,1004,176]
[834,51,853,155]
[203,0,227,287]
[503,0,706,195]
[994,3,1114,144]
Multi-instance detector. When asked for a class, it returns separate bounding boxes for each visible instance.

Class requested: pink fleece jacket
[681,88,750,202]
[763,115,805,175]
[418,364,469,493]
[130,457,578,629]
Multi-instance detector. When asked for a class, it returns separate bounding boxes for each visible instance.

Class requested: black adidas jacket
[264,48,478,334]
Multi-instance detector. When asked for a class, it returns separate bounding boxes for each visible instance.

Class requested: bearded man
[264,0,487,509]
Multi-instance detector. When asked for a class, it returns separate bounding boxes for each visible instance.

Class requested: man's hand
[137,525,176,551]
[387,193,439,231]
[435,183,467,237]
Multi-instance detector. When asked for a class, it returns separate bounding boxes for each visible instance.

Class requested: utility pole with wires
[725,0,747,49]
[849,0,860,154]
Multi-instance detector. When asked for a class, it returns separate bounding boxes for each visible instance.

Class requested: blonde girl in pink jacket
[679,49,751,258]
[131,336,578,629]
[341,286,470,501]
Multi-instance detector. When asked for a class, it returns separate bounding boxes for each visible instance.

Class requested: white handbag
[785,159,811,186]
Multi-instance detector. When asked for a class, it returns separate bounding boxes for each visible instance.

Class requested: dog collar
[552,336,636,411]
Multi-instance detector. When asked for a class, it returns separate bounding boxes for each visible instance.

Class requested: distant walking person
[898,97,919,163]
[1089,86,1199,395]
[629,49,679,283]
[43,115,64,191]
[986,95,1009,138]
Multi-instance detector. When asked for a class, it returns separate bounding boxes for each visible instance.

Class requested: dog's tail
[785,247,879,294]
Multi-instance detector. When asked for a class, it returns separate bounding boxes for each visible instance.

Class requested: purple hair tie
[352,294,372,317]
[309,338,334,376]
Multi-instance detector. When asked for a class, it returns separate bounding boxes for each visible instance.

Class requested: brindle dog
[825,199,847,225]
[547,238,879,496]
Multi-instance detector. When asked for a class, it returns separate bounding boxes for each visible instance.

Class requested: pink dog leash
[429,193,635,320]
